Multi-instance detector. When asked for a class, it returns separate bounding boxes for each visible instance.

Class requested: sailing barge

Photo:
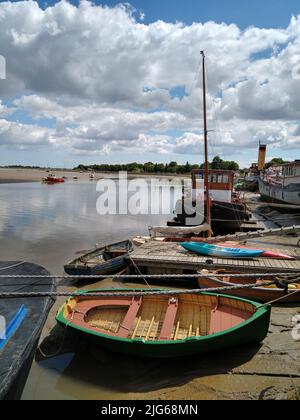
[168,169,250,234]
[168,52,250,235]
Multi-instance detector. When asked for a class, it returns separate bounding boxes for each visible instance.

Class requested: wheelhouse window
[209,174,218,183]
[196,173,204,180]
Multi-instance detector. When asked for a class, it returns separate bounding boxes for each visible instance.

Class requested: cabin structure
[191,169,235,204]
[282,161,300,186]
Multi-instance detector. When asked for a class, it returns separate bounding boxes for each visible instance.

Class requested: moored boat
[167,52,251,234]
[64,240,134,277]
[259,160,300,206]
[181,242,264,259]
[198,271,300,303]
[0,262,55,400]
[43,174,65,184]
[207,241,294,260]
[168,169,251,234]
[56,289,271,358]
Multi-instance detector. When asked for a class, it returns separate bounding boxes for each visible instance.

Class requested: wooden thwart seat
[117,297,142,338]
[71,296,142,338]
[159,298,179,341]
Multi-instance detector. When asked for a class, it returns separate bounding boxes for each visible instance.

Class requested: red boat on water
[43,174,65,184]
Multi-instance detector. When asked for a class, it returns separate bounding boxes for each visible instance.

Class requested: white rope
[0,272,299,279]
[256,289,300,308]
[0,278,299,299]
[129,257,152,289]
[0,261,26,271]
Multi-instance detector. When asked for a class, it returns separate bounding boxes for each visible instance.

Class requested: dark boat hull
[168,201,249,234]
[64,255,129,276]
[64,240,133,277]
[0,262,55,400]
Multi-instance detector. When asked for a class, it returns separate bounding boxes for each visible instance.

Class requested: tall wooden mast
[200,51,211,230]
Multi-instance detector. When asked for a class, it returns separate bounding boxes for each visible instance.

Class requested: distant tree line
[1,157,291,173]
[75,156,240,174]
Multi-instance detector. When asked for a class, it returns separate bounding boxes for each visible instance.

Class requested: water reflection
[0,181,181,273]
[0,180,184,400]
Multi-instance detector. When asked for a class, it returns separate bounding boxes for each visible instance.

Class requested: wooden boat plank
[117,297,142,339]
[159,298,179,341]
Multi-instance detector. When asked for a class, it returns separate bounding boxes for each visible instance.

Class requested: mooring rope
[0,272,299,279]
[256,289,300,308]
[129,256,152,289]
[0,261,26,271]
[0,277,299,299]
[38,311,76,359]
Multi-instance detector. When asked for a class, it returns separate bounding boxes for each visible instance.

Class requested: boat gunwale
[201,274,300,295]
[64,240,133,269]
[56,289,270,346]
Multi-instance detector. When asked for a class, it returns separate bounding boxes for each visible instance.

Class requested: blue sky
[0,1,300,168]
[37,0,300,28]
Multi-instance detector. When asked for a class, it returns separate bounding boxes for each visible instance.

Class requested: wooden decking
[130,241,300,275]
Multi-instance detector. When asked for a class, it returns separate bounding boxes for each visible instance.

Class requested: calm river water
[0,180,185,400]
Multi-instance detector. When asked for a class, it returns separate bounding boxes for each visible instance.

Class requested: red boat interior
[63,294,255,342]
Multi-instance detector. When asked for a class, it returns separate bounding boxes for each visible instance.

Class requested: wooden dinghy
[64,240,133,277]
[56,289,270,358]
[0,262,55,400]
[198,270,300,303]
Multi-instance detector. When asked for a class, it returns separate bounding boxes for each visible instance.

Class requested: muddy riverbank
[0,168,188,184]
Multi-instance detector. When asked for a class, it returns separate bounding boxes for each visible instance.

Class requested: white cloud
[0,118,52,149]
[0,1,299,163]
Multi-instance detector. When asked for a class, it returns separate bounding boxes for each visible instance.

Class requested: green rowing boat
[56,289,271,358]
